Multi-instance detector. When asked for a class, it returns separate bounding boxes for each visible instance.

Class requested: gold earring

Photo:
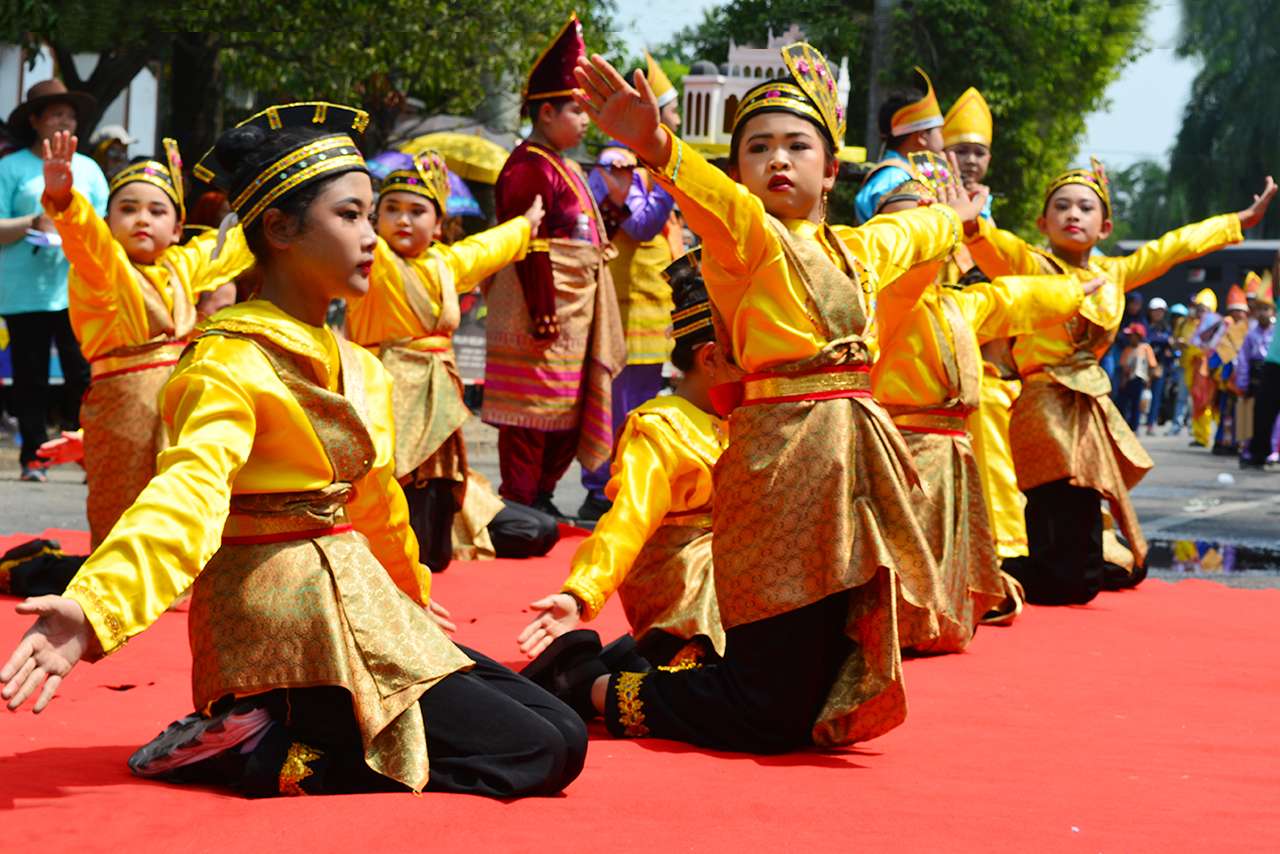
[821,190,829,223]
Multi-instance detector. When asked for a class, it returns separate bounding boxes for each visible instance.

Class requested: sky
[616,0,1198,168]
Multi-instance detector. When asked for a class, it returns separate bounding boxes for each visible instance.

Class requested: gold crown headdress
[733,42,845,147]
[381,151,451,214]
[1044,155,1111,218]
[889,68,943,137]
[942,87,992,148]
[108,137,186,219]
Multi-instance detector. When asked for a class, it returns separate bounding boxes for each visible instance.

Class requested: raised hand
[523,194,546,233]
[517,593,581,658]
[573,54,670,167]
[41,130,77,211]
[1238,176,1277,229]
[937,151,990,223]
[1,596,92,713]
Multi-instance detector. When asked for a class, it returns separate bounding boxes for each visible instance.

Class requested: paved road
[3,420,1277,584]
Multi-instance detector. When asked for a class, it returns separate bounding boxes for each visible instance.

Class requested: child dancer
[1,103,585,798]
[345,151,543,571]
[526,44,987,752]
[40,135,251,547]
[519,249,727,669]
[872,175,1100,648]
[966,159,1274,603]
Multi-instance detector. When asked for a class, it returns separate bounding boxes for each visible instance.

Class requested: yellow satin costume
[874,271,1083,645]
[640,133,962,745]
[967,213,1242,564]
[48,188,251,547]
[563,394,727,657]
[64,300,469,792]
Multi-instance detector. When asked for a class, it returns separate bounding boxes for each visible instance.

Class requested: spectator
[0,80,107,482]
[1117,322,1157,430]
[1144,296,1172,435]
[1239,299,1279,467]
[87,124,136,180]
[1107,291,1144,394]
[1166,302,1191,433]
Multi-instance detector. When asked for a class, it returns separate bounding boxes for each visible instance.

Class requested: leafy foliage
[657,0,1150,235]
[1166,0,1280,237]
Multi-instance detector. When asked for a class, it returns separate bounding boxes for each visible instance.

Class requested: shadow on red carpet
[1,527,1278,851]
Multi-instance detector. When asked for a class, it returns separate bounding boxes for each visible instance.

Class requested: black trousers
[488,498,560,559]
[3,310,89,464]
[1007,478,1104,605]
[1247,362,1280,463]
[404,478,458,573]
[230,646,587,798]
[603,592,853,754]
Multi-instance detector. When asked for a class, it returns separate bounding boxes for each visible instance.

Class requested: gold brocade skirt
[81,361,174,549]
[1010,378,1153,565]
[895,430,1007,653]
[712,395,939,746]
[618,519,725,656]
[188,492,471,793]
[380,345,470,487]
[451,469,506,561]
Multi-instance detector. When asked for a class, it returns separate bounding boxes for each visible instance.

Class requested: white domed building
[680,24,863,162]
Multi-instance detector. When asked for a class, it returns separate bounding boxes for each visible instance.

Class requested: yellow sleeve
[343,349,432,606]
[62,343,256,655]
[436,216,531,293]
[954,275,1084,343]
[965,217,1051,277]
[844,206,962,291]
[1105,213,1242,291]
[46,188,141,320]
[165,223,254,296]
[647,134,777,312]
[561,416,676,620]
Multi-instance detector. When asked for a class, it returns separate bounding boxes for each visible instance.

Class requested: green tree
[1166,0,1280,237]
[2,2,620,159]
[658,0,1151,234]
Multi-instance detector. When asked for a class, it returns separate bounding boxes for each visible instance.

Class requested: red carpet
[2,526,1278,852]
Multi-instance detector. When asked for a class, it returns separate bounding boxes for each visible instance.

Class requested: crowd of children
[1,15,1276,800]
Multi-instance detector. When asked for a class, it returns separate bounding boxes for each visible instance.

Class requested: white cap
[1148,297,1168,311]
[90,124,138,147]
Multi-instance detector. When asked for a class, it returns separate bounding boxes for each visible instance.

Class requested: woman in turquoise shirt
[0,80,108,481]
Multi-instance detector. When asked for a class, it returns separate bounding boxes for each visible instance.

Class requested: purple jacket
[588,169,675,242]
[1235,322,1275,391]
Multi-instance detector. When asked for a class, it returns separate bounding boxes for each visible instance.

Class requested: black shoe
[520,629,609,721]
[129,702,274,780]
[1240,456,1267,470]
[576,494,613,522]
[532,493,568,520]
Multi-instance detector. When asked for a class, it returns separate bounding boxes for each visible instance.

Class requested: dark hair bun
[213,124,268,176]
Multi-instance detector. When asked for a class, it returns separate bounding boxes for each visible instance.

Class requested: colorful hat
[1259,270,1275,306]
[91,124,138,157]
[1226,283,1248,313]
[734,42,845,147]
[942,87,992,148]
[109,137,187,219]
[1148,297,1168,311]
[1044,156,1111,218]
[524,13,586,103]
[665,248,713,345]
[194,101,369,228]
[889,68,943,137]
[1123,322,1147,338]
[1194,287,1218,313]
[646,53,678,109]
[1244,270,1263,300]
[380,150,450,214]
[1170,303,1189,317]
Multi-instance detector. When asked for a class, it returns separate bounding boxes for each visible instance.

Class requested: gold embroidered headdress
[1044,156,1112,218]
[380,151,451,214]
[109,137,186,219]
[733,42,845,147]
[942,87,992,148]
[665,247,712,344]
[193,101,369,227]
[890,68,944,137]
[646,52,678,109]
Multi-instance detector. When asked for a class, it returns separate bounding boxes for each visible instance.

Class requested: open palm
[574,54,668,167]
[41,130,77,209]
[1,596,92,713]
